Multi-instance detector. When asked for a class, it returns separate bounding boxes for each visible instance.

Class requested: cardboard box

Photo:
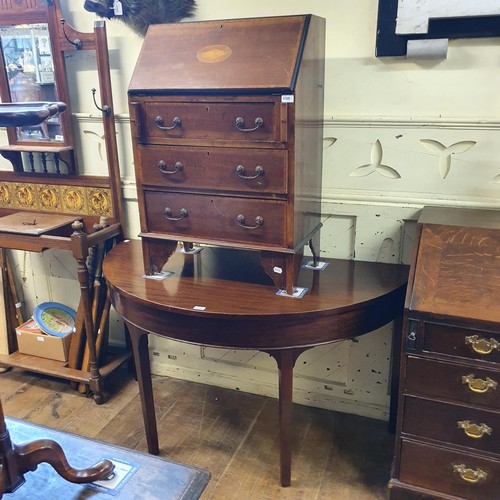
[16,318,72,362]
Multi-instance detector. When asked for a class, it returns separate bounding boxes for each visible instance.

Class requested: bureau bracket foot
[261,250,303,295]
[141,238,178,275]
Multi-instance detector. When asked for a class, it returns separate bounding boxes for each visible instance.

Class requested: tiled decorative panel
[0,180,113,217]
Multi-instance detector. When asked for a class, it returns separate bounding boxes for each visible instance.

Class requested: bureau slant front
[128,15,325,293]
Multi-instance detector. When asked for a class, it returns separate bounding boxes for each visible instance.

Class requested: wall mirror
[0,23,61,143]
[0,1,78,174]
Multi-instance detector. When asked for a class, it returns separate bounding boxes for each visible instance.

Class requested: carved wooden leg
[126,322,160,455]
[13,439,114,484]
[0,399,113,494]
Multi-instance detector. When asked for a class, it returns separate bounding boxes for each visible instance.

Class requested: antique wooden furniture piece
[0,400,114,495]
[128,15,325,294]
[2,416,210,498]
[389,206,500,499]
[0,0,127,403]
[103,239,409,487]
[0,102,115,497]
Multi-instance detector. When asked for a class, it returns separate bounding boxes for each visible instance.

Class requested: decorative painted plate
[33,302,76,337]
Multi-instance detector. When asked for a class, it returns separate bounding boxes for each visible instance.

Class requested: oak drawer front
[141,101,283,144]
[144,191,287,246]
[138,145,287,194]
[405,357,500,409]
[423,322,500,364]
[399,440,500,499]
[403,396,500,454]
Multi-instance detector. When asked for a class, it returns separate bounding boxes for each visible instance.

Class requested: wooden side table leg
[277,349,293,487]
[267,348,308,487]
[126,322,159,455]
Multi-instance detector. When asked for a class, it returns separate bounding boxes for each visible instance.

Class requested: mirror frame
[0,1,75,164]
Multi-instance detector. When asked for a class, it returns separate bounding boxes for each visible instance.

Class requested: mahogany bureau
[127,15,325,293]
[389,206,500,499]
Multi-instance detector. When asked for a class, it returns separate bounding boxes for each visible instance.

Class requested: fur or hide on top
[83,0,197,36]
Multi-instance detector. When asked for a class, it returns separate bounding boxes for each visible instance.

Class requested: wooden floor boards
[0,368,394,499]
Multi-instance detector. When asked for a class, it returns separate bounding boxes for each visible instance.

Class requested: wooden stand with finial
[0,103,115,496]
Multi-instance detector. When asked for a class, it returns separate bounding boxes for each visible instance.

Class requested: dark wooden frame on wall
[376,0,500,57]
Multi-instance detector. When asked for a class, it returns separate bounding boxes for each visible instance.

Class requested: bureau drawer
[403,396,500,455]
[423,322,500,364]
[405,357,500,409]
[134,99,284,145]
[144,191,287,247]
[138,145,287,194]
[399,439,500,499]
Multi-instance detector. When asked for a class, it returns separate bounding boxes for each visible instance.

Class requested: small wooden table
[103,240,408,486]
[3,417,210,499]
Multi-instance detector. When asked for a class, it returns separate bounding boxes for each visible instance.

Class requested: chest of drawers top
[408,206,500,325]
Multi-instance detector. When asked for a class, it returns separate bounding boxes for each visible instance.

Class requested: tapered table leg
[267,348,307,487]
[126,322,160,455]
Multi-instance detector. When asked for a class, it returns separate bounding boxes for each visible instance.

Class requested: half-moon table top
[103,240,409,350]
[0,102,66,127]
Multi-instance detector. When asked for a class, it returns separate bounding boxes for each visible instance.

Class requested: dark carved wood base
[0,400,114,496]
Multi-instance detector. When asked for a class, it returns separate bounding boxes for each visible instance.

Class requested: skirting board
[150,358,390,421]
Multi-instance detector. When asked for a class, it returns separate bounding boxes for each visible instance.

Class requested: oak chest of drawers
[128,15,325,293]
[389,207,500,499]
[129,15,325,292]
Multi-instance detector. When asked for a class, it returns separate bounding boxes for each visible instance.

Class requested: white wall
[5,1,500,420]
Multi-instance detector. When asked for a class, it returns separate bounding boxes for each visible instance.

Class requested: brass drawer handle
[235,116,264,132]
[236,214,264,230]
[236,165,264,180]
[163,207,188,221]
[462,374,498,394]
[457,420,493,439]
[158,160,183,175]
[465,335,500,355]
[453,464,488,484]
[154,115,181,130]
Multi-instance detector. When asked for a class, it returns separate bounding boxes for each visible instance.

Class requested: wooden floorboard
[0,367,395,499]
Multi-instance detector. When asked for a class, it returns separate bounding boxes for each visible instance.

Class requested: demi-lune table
[103,240,408,486]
